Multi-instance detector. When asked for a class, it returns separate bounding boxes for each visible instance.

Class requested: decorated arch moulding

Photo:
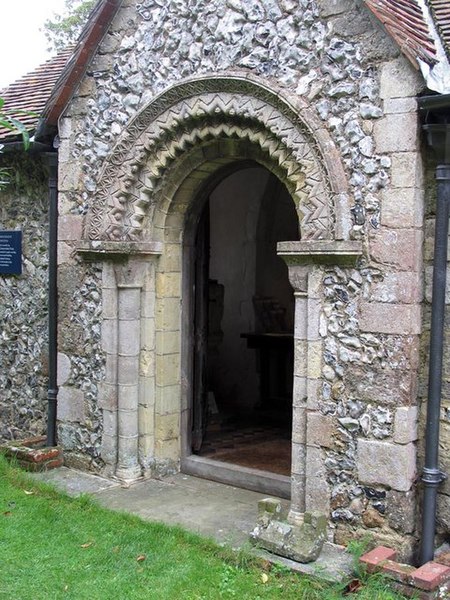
[83,73,353,249]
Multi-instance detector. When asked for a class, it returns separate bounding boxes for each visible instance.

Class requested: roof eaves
[0,48,74,144]
[36,0,123,141]
[364,0,450,94]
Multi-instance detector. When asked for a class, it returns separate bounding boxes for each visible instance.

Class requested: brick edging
[360,546,450,599]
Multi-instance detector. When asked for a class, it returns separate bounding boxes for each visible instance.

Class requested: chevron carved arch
[85,76,351,242]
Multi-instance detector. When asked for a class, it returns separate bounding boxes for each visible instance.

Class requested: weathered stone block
[155,413,180,441]
[292,376,307,406]
[156,272,181,298]
[58,386,85,423]
[139,348,155,378]
[359,302,421,335]
[118,288,141,320]
[291,441,306,475]
[57,352,71,386]
[390,152,423,189]
[307,340,323,378]
[59,215,83,241]
[380,57,423,99]
[387,489,416,533]
[383,97,417,114]
[156,384,181,415]
[381,187,423,229]
[101,319,118,353]
[118,384,139,412]
[138,375,155,408]
[294,340,308,376]
[374,113,418,153]
[155,353,180,386]
[119,319,140,355]
[393,406,418,444]
[306,412,335,448]
[292,407,306,445]
[57,242,73,265]
[98,382,117,410]
[370,271,422,304]
[307,378,321,409]
[117,356,139,385]
[155,297,181,331]
[357,439,416,491]
[154,437,180,462]
[158,244,181,273]
[155,330,180,355]
[370,228,422,271]
[250,509,327,563]
[305,476,330,514]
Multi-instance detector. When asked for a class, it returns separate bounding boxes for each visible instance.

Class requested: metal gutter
[417,94,450,564]
[44,151,59,447]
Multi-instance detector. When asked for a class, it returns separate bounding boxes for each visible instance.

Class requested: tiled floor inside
[198,416,291,476]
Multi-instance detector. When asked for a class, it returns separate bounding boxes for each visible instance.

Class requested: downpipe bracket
[421,467,447,487]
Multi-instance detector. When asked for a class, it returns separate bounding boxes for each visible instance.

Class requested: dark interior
[192,165,299,476]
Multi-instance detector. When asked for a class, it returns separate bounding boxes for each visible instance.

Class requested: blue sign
[0,231,22,275]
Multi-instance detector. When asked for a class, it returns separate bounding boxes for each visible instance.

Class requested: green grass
[0,456,406,600]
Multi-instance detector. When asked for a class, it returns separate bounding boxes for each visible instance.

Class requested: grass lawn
[0,456,406,599]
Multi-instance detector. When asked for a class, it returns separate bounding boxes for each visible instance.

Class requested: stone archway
[80,75,362,518]
[85,74,352,244]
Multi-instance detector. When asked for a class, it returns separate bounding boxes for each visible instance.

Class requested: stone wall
[0,151,49,440]
[54,0,429,556]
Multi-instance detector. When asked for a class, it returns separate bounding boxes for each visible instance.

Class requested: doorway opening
[190,164,299,488]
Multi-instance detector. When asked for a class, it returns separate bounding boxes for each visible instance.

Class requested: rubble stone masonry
[3,0,443,558]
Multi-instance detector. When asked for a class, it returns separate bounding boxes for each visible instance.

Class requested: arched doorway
[184,163,299,497]
[82,77,354,509]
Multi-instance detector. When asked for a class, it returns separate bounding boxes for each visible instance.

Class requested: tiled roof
[364,0,450,93]
[0,48,73,143]
[0,0,449,145]
[364,0,439,68]
[0,0,121,144]
[429,0,450,57]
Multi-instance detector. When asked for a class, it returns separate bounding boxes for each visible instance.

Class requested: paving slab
[31,468,353,580]
[31,466,120,496]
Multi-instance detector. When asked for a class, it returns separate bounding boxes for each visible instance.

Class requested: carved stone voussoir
[85,77,350,244]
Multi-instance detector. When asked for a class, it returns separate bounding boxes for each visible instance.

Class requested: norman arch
[85,75,352,244]
[84,75,361,516]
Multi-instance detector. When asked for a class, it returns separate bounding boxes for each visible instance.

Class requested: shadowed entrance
[190,164,299,484]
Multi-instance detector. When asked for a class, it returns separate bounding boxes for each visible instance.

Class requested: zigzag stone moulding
[86,76,350,243]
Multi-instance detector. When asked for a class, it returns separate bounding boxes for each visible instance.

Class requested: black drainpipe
[45,151,58,447]
[418,94,450,564]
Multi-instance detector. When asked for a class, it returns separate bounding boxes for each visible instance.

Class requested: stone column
[278,240,363,526]
[115,284,142,480]
[112,258,151,481]
[99,262,119,476]
[290,286,308,523]
[78,242,162,480]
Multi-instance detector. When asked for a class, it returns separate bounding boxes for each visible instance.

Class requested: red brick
[411,561,450,591]
[382,560,416,583]
[360,546,397,573]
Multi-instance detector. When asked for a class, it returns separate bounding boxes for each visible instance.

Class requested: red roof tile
[364,0,438,68]
[0,48,73,142]
[429,0,450,59]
